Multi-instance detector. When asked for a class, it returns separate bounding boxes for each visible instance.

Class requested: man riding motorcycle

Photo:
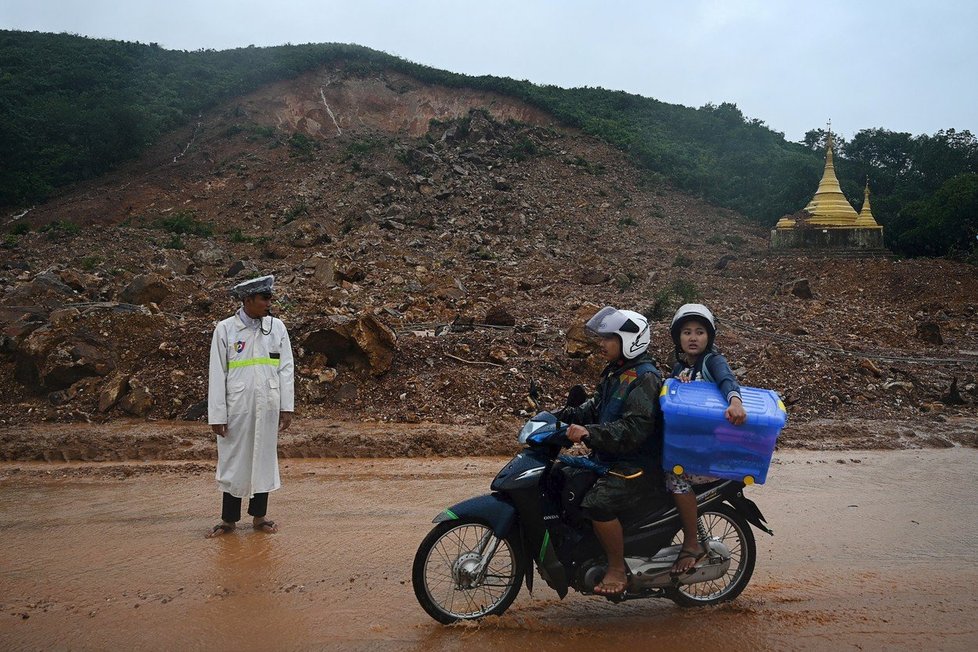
[563,306,663,596]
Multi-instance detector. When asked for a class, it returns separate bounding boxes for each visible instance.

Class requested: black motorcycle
[412,384,773,624]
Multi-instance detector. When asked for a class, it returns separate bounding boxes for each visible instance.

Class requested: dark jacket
[671,351,742,403]
[562,352,662,471]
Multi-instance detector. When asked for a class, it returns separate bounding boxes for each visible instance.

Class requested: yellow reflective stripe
[228,357,280,369]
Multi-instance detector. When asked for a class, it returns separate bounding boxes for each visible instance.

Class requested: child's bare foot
[671,544,706,575]
[206,522,235,538]
[253,518,278,534]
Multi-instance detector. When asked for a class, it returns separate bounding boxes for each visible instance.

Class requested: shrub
[80,255,103,271]
[509,137,539,161]
[672,254,694,267]
[284,201,309,223]
[10,222,30,235]
[41,220,81,239]
[288,132,318,158]
[229,228,253,243]
[157,211,213,236]
[643,278,700,321]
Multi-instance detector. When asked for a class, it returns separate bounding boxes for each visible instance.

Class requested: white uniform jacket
[208,312,295,498]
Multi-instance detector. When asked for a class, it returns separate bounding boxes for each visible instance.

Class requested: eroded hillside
[2,66,977,440]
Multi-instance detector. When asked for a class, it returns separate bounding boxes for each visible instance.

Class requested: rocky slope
[2,65,977,436]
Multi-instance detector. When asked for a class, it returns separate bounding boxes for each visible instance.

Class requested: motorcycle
[412,383,773,624]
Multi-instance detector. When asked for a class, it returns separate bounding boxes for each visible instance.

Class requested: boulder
[484,305,516,327]
[32,271,76,296]
[98,374,130,413]
[565,303,600,358]
[15,326,116,391]
[119,377,154,417]
[303,313,397,375]
[193,246,227,267]
[916,321,944,345]
[787,278,814,300]
[580,270,610,285]
[714,255,737,270]
[278,218,334,248]
[226,260,258,278]
[120,273,171,305]
[303,255,336,285]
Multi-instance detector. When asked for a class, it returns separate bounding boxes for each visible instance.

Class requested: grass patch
[157,210,213,236]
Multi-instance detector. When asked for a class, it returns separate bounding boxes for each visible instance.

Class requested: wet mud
[2,448,977,650]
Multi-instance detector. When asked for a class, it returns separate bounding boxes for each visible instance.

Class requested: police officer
[206,275,295,538]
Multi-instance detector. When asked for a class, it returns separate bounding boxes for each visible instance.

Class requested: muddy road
[2,448,977,651]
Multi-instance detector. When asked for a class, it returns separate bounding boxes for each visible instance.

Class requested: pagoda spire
[802,128,859,226]
[854,177,882,228]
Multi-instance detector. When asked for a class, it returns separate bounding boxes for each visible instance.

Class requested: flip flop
[593,579,628,597]
[253,520,278,533]
[670,547,707,576]
[207,523,235,538]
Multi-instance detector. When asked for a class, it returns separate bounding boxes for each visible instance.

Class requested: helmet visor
[585,306,624,336]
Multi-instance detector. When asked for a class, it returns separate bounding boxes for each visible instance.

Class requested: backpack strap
[699,352,715,384]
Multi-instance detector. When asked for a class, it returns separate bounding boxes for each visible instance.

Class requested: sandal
[253,520,278,534]
[593,579,628,596]
[593,570,630,597]
[670,547,707,576]
[206,523,235,538]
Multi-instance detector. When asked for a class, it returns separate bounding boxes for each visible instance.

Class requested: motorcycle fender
[433,493,516,538]
[726,493,774,536]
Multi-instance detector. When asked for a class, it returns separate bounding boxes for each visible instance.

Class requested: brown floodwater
[2,448,977,651]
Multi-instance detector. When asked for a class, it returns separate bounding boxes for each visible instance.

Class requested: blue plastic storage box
[659,378,787,484]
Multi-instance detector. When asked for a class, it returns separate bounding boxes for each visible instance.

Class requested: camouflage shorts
[581,472,656,522]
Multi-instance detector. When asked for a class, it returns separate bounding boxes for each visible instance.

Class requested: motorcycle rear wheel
[412,518,525,624]
[665,502,756,607]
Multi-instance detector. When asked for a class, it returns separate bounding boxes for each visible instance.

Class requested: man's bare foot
[671,544,706,575]
[206,522,235,538]
[253,519,278,534]
[593,568,628,596]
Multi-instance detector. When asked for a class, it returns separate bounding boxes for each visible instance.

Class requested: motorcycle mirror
[565,384,588,408]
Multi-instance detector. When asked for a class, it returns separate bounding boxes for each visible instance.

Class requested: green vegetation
[80,255,103,270]
[283,201,309,223]
[1,30,975,259]
[40,219,81,239]
[644,278,700,321]
[705,233,747,249]
[156,210,213,236]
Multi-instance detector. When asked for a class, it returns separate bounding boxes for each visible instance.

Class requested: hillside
[1,64,977,449]
[4,31,977,260]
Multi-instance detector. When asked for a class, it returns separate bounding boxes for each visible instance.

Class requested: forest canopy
[1,30,975,259]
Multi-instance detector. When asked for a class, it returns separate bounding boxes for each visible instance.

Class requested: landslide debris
[2,67,977,441]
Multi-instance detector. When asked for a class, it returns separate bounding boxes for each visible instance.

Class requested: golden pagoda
[853,178,882,229]
[771,126,886,252]
[802,133,859,225]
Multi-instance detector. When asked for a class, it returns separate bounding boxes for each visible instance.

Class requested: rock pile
[2,71,977,430]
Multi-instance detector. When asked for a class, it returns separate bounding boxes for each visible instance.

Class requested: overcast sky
[3,0,976,142]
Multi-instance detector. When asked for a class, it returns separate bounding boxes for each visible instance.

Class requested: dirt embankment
[0,414,975,479]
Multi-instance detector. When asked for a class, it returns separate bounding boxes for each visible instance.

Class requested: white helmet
[585,307,650,359]
[670,303,716,351]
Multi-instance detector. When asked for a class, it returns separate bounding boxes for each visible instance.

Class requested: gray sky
[3,0,976,142]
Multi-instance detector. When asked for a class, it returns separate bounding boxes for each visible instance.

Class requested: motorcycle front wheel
[412,518,525,624]
[665,502,756,607]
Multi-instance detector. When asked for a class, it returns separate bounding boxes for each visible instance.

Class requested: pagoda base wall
[770,227,886,252]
